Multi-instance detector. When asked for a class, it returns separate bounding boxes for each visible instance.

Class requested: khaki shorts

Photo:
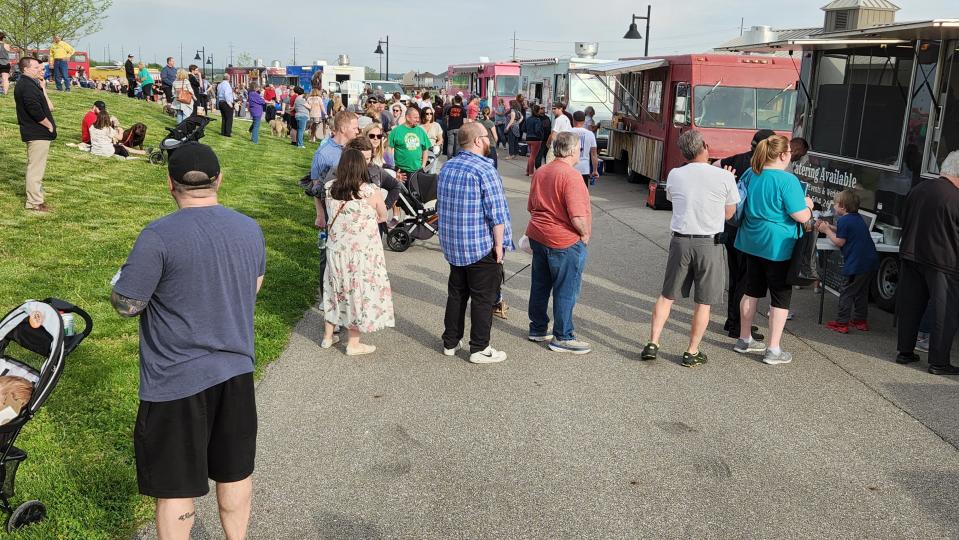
[661,235,727,305]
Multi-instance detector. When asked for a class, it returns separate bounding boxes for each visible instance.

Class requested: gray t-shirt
[114,205,266,402]
[294,95,311,117]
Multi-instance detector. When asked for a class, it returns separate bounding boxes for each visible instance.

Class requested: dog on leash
[270,118,289,138]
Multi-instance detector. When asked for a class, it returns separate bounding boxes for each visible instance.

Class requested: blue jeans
[296,115,308,147]
[54,60,70,91]
[528,239,588,341]
[251,113,262,144]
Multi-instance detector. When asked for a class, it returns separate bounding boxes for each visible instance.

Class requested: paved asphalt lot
[139,156,959,539]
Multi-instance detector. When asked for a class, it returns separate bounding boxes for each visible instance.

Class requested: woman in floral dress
[322,149,395,355]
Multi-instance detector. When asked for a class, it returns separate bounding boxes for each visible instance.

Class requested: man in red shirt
[80,100,106,144]
[262,84,277,122]
[525,131,592,354]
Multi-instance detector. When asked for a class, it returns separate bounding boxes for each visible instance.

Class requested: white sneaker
[443,340,463,356]
[320,335,340,349]
[469,346,507,364]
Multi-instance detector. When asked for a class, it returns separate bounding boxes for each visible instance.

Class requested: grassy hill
[0,89,318,538]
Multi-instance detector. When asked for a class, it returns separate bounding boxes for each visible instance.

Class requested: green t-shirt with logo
[388,124,430,172]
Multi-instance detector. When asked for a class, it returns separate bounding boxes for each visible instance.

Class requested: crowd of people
[8,35,959,540]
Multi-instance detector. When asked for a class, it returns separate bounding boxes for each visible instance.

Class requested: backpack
[121,123,148,149]
[728,168,753,228]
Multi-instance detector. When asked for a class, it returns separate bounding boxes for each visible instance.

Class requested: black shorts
[744,254,793,309]
[134,372,257,498]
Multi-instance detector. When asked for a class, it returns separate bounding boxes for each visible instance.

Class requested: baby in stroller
[0,298,91,532]
[148,115,215,165]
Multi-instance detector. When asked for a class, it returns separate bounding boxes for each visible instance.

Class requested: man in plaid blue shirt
[437,122,513,364]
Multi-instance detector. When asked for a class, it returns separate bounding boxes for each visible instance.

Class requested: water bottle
[317,229,328,250]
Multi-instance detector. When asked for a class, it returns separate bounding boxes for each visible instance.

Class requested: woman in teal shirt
[733,134,812,365]
[137,63,154,101]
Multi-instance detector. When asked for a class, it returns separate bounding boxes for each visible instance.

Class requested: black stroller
[386,167,439,252]
[148,115,215,165]
[0,298,91,532]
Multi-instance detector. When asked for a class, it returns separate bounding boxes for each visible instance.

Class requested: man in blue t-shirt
[817,189,878,333]
[111,143,265,539]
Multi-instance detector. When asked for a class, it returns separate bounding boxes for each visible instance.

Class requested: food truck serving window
[571,74,609,103]
[693,86,796,131]
[928,42,959,175]
[495,76,520,96]
[809,44,915,166]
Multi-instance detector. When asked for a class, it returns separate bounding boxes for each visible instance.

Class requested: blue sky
[77,0,951,73]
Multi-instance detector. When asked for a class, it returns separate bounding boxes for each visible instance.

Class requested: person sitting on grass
[81,100,106,144]
[88,109,147,158]
[817,189,879,334]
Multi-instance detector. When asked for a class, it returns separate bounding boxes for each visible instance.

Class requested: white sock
[741,335,754,344]
[768,346,782,355]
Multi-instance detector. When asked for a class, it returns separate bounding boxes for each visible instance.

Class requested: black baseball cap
[168,143,221,187]
[751,129,777,149]
[93,100,106,111]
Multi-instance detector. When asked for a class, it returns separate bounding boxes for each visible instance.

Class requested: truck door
[667,82,692,168]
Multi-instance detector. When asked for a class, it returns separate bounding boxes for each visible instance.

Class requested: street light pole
[623,5,652,57]
[375,38,390,80]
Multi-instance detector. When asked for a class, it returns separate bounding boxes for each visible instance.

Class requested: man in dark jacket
[124,54,136,98]
[895,150,959,375]
[14,56,57,213]
[718,128,775,340]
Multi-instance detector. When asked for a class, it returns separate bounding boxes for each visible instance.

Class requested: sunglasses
[424,113,434,116]
[392,108,401,112]
[368,133,384,139]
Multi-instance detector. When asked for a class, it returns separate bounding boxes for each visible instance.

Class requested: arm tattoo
[177,511,196,521]
[110,290,148,317]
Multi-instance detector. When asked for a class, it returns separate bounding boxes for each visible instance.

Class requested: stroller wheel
[386,227,412,252]
[7,500,45,532]
[148,151,165,165]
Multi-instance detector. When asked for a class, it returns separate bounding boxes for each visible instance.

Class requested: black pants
[161,83,173,103]
[443,250,502,353]
[837,272,871,323]
[896,260,959,367]
[536,138,549,168]
[218,102,234,136]
[723,225,748,333]
[127,77,137,98]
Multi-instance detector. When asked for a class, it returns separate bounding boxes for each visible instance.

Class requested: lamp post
[623,5,651,57]
[194,48,205,73]
[374,36,389,80]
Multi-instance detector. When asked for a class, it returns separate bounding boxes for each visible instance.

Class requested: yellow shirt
[49,41,75,60]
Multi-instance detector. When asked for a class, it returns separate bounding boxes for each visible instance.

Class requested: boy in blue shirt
[817,190,879,333]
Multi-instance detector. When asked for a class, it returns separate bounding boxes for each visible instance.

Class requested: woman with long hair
[321,149,394,355]
[362,123,394,169]
[420,106,443,171]
[306,88,327,142]
[88,110,146,157]
[171,69,194,123]
[733,134,814,365]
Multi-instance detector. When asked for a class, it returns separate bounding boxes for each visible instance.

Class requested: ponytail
[750,134,790,175]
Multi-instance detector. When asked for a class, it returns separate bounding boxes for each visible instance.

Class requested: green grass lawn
[0,89,318,538]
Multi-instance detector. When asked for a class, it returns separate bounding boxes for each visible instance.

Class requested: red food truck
[571,54,799,208]
[446,62,521,105]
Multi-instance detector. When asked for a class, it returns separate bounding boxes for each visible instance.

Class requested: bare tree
[235,52,255,67]
[0,0,113,52]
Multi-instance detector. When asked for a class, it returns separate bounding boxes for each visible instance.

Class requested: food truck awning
[717,19,959,53]
[569,58,668,77]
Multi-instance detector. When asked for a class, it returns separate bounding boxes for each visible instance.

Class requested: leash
[504,263,531,284]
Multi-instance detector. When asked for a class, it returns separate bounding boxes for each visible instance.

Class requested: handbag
[786,222,820,286]
[176,84,194,104]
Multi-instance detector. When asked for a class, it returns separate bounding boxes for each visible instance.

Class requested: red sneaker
[826,321,849,334]
[850,320,869,332]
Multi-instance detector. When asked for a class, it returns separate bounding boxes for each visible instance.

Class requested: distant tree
[0,0,113,53]
[365,67,378,80]
[236,52,254,67]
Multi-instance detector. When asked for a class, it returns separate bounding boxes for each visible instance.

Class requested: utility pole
[107,44,111,63]
[740,17,746,36]
[179,42,183,69]
[512,31,517,61]
[292,36,296,65]
[229,41,234,67]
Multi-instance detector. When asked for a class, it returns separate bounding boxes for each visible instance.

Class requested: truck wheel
[625,164,643,184]
[871,254,898,313]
